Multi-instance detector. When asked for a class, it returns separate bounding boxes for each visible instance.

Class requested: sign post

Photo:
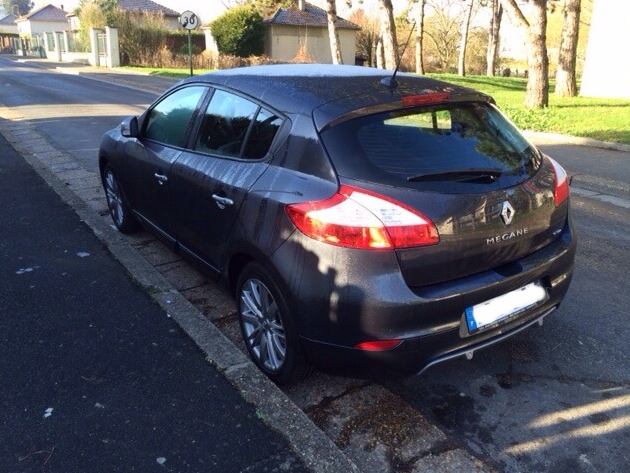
[179,10,199,77]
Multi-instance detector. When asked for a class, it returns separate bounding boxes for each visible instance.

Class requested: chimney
[298,0,305,10]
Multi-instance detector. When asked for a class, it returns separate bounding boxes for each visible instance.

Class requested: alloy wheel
[239,278,287,372]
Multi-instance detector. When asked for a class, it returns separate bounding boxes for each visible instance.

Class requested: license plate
[465,282,547,333]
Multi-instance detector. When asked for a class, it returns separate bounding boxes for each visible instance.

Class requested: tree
[378,0,399,69]
[77,0,107,49]
[499,0,551,108]
[414,0,426,74]
[3,0,33,15]
[486,0,503,75]
[424,0,461,72]
[251,0,293,17]
[325,0,343,64]
[210,5,265,57]
[457,0,475,76]
[350,8,379,67]
[555,0,581,97]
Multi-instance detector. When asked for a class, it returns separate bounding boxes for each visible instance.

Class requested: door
[170,89,283,272]
[123,85,208,242]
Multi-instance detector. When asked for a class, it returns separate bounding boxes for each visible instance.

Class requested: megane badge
[500,201,515,225]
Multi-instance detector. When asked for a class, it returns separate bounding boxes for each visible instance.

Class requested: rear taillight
[548,157,569,207]
[286,185,439,250]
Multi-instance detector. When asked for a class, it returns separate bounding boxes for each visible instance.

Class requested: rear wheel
[236,262,310,385]
[102,164,139,234]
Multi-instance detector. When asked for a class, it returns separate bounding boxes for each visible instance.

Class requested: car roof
[182,64,491,130]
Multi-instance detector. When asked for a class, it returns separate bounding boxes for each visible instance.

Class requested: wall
[17,20,70,36]
[580,0,630,98]
[265,24,356,64]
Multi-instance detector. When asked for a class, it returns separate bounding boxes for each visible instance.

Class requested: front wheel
[102,163,139,234]
[236,262,310,385]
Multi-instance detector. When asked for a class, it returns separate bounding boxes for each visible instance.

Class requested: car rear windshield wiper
[407,168,504,182]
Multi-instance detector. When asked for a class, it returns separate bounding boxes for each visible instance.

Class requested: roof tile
[118,0,180,18]
[22,4,68,22]
[266,1,359,30]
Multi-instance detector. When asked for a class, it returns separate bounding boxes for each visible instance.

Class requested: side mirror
[121,116,139,138]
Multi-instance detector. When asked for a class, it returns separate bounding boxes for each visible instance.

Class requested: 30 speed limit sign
[180,10,199,30]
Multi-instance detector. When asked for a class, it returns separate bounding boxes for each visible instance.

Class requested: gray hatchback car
[99,64,576,384]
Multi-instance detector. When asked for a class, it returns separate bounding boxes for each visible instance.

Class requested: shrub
[210,5,265,58]
[115,9,167,67]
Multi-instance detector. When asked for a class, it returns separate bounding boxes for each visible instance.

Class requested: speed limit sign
[180,10,199,30]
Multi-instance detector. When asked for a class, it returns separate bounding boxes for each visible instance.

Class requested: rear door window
[194,89,282,159]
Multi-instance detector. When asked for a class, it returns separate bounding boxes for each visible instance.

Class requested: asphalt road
[1,57,628,472]
[0,132,309,472]
[0,57,155,169]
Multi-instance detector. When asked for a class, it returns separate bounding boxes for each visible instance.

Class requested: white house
[15,4,70,53]
[16,4,69,37]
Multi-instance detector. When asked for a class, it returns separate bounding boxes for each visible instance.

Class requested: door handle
[154,173,168,185]
[212,194,234,209]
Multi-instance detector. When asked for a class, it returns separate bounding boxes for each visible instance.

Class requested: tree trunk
[376,35,385,69]
[499,0,549,108]
[325,0,344,64]
[415,0,426,74]
[378,0,399,70]
[458,0,475,76]
[486,0,503,76]
[555,0,581,97]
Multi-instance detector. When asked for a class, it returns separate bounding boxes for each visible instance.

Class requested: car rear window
[320,102,542,191]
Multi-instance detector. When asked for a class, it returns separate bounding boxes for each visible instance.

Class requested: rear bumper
[273,216,576,378]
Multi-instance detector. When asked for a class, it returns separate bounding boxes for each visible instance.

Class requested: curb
[524,130,630,154]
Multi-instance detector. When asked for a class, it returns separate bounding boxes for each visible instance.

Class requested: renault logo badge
[500,201,515,225]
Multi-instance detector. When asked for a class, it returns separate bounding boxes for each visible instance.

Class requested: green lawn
[123,67,630,145]
[429,74,630,145]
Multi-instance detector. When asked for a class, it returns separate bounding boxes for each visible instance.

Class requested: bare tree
[555,0,581,96]
[414,0,427,74]
[425,0,462,72]
[486,0,503,75]
[378,0,399,69]
[500,0,550,108]
[458,0,475,76]
[325,0,344,64]
[350,8,379,67]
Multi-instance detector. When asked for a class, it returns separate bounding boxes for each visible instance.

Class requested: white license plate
[465,282,547,333]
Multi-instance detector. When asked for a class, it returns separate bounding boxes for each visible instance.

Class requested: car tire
[236,262,311,385]
[102,164,139,234]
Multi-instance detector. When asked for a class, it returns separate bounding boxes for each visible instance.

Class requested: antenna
[381,21,417,92]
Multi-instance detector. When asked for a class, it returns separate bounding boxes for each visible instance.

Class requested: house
[264,0,359,64]
[15,4,69,53]
[117,0,181,30]
[0,14,18,51]
[16,4,69,37]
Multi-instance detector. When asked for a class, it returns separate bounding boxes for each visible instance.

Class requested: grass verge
[430,74,630,145]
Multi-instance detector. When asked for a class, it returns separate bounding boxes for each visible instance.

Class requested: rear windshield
[320,102,542,191]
